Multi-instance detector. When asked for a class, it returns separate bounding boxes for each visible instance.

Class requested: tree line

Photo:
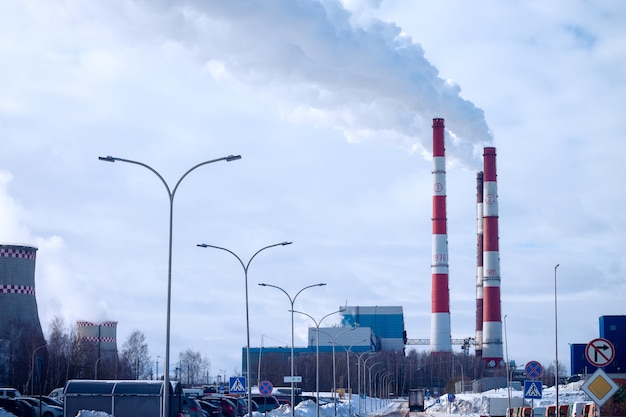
[2,315,211,395]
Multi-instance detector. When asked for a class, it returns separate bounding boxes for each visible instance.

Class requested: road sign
[525,360,543,379]
[585,338,615,367]
[524,380,543,399]
[229,376,246,394]
[284,376,302,383]
[447,393,455,402]
[258,380,273,395]
[581,368,619,406]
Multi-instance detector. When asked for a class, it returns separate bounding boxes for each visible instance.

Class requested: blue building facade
[569,315,626,375]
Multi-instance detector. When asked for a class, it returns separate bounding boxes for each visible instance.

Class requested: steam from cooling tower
[144,1,493,167]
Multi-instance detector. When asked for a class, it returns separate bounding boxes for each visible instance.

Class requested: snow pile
[39,382,590,417]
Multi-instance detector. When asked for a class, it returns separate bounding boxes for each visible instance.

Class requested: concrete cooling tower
[76,321,118,356]
[0,244,46,385]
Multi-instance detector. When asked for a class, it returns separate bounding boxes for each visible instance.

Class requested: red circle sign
[258,380,273,396]
[585,338,615,367]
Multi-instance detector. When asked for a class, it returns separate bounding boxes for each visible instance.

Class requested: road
[367,399,410,417]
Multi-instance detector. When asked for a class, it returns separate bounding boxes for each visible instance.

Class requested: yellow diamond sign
[581,368,619,406]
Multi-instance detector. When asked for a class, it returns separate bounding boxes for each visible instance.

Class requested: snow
[22,382,590,417]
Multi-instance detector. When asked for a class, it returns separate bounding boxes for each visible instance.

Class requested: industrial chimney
[481,147,504,367]
[430,118,452,353]
[475,171,484,359]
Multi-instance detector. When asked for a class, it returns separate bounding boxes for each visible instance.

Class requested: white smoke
[141,0,493,168]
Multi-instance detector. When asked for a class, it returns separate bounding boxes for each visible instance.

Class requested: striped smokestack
[475,171,484,358]
[430,118,452,353]
[482,147,504,366]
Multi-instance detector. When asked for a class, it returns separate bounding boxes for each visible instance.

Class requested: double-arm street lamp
[290,309,342,417]
[319,327,357,417]
[197,242,292,415]
[99,153,241,416]
[259,282,326,417]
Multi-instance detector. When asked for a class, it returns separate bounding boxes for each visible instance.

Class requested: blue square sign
[524,380,542,399]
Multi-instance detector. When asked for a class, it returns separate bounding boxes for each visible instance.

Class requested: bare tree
[179,348,210,386]
[119,330,151,379]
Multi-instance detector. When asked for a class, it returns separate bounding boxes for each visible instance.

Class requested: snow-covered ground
[0,382,590,417]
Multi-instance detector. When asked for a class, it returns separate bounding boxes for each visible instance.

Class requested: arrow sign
[585,338,615,367]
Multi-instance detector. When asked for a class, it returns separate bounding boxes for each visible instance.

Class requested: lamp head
[226,155,242,162]
[98,156,116,162]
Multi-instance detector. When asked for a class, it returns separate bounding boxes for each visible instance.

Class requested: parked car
[180,396,205,417]
[198,400,224,417]
[201,396,237,417]
[0,398,31,417]
[0,388,21,399]
[47,388,64,402]
[37,396,64,408]
[19,396,63,417]
[251,395,280,413]
[225,395,249,416]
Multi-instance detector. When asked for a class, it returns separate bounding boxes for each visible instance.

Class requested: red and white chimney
[430,118,452,353]
[481,147,503,366]
[475,171,484,358]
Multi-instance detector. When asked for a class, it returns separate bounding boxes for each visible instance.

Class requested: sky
[1,0,626,380]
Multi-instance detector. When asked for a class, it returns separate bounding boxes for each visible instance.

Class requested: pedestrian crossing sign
[230,376,247,394]
[524,380,542,399]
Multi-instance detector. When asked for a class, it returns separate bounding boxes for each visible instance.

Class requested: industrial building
[243,305,405,385]
[570,315,626,375]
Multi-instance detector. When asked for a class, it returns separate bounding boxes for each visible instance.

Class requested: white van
[0,388,21,399]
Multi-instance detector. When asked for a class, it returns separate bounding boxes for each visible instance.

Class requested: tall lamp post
[366,362,382,412]
[356,351,374,414]
[319,327,357,417]
[197,242,292,415]
[342,339,367,416]
[30,344,47,395]
[554,264,560,414]
[259,283,326,417]
[99,153,241,417]
[291,309,343,417]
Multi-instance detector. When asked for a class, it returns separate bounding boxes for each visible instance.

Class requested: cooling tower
[0,244,46,386]
[481,147,504,367]
[475,172,484,358]
[76,321,118,356]
[430,118,452,353]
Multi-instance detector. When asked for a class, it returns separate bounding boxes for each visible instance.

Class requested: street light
[30,344,47,395]
[342,339,367,416]
[290,309,342,417]
[366,362,382,412]
[259,282,326,417]
[356,351,374,414]
[99,153,241,417]
[197,242,292,415]
[318,327,357,417]
[554,263,560,414]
